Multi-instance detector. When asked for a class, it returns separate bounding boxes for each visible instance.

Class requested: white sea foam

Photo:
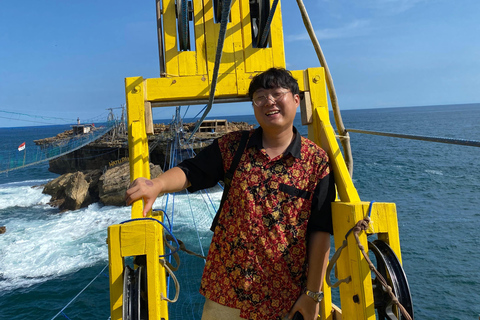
[0,184,51,210]
[425,169,444,176]
[0,183,222,292]
[0,202,131,291]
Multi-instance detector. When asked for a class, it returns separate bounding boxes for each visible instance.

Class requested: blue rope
[182,105,191,119]
[184,190,207,259]
[153,209,172,232]
[191,105,207,121]
[200,189,218,217]
[342,201,376,241]
[367,201,375,218]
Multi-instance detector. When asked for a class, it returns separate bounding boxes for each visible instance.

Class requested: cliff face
[42,162,163,211]
[38,121,255,175]
[48,146,130,174]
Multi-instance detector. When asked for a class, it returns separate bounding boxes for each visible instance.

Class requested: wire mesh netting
[0,121,117,173]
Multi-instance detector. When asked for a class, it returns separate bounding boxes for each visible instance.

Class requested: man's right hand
[125,177,160,216]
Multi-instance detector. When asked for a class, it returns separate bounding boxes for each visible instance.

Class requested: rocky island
[38,119,254,211]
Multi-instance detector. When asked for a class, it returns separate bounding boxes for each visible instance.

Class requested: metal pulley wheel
[369,240,414,320]
[123,264,148,320]
[249,0,270,48]
[176,0,193,51]
[213,0,223,23]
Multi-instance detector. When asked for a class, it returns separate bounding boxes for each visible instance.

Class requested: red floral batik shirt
[178,127,335,320]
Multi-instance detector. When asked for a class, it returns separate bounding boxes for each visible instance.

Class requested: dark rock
[42,163,163,211]
[43,169,102,211]
[84,169,103,204]
[61,172,90,211]
[43,173,74,199]
[0,226,6,234]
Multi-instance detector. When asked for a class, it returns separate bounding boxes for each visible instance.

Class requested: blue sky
[0,0,479,127]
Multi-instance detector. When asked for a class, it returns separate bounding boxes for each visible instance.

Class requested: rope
[257,0,280,48]
[0,109,76,124]
[325,202,412,320]
[191,105,208,121]
[199,189,218,219]
[352,219,413,320]
[334,134,350,140]
[49,264,109,320]
[60,312,73,320]
[182,105,190,119]
[185,190,208,259]
[348,128,480,147]
[187,0,233,141]
[166,234,207,260]
[159,259,180,303]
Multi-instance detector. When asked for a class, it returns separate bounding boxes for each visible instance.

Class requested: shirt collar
[247,126,302,159]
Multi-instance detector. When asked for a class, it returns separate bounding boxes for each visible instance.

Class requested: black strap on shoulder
[210,130,250,231]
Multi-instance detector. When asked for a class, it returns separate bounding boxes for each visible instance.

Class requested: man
[125,68,335,320]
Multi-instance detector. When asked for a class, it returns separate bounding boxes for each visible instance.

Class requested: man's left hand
[287,293,320,320]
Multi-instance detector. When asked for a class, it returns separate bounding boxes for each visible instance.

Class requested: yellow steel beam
[113,1,407,319]
[108,218,169,320]
[107,76,170,320]
[125,77,151,218]
[303,67,360,203]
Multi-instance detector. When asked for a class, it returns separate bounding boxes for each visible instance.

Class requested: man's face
[252,87,300,132]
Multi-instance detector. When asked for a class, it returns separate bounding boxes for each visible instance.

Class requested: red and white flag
[18,142,26,151]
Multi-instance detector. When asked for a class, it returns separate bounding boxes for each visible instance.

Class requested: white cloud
[285,20,371,42]
[363,0,428,14]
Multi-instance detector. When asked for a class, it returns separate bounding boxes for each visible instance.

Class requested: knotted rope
[326,207,412,320]
[352,217,413,320]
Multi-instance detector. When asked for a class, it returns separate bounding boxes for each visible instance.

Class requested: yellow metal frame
[107,1,405,319]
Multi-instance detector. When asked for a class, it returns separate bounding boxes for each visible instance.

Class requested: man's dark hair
[248,67,300,100]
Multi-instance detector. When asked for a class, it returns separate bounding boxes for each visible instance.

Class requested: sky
[0,0,479,127]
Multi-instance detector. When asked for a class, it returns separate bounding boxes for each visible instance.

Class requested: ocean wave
[0,203,131,293]
[425,169,444,176]
[0,186,222,293]
[0,185,51,210]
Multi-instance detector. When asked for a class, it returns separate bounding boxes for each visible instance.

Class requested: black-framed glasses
[252,90,290,107]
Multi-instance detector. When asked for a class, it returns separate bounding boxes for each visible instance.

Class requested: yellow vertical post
[108,225,124,320]
[331,202,376,320]
[108,220,169,320]
[304,67,360,203]
[145,219,169,318]
[301,67,350,320]
[125,77,151,219]
[107,76,170,320]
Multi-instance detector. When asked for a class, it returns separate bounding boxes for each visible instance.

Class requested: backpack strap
[210,130,250,231]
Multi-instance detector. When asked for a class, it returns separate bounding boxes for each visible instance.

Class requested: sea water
[0,104,479,319]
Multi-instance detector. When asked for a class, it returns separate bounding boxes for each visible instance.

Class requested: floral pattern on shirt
[200,130,331,320]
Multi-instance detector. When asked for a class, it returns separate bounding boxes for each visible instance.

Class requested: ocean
[0,104,479,319]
